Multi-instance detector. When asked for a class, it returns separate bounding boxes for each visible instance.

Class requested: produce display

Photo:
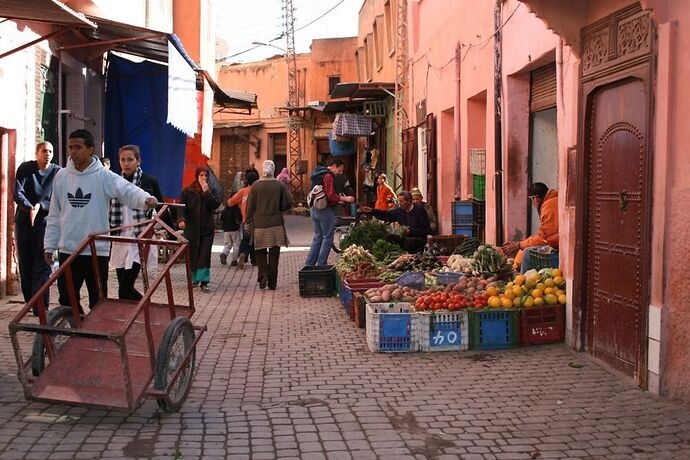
[472,245,513,275]
[364,284,422,302]
[388,253,442,272]
[334,245,385,280]
[370,239,404,262]
[439,254,474,274]
[339,219,389,252]
[453,238,481,257]
[486,268,566,309]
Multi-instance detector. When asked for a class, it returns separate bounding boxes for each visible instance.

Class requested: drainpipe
[493,0,504,244]
[455,42,462,200]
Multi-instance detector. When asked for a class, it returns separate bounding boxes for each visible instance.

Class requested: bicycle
[331,207,369,253]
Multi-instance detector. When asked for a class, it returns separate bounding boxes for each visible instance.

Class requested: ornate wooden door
[579,5,653,385]
[402,127,417,191]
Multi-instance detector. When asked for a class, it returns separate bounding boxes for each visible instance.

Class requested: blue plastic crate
[452,201,473,226]
[340,286,353,315]
[452,225,473,237]
[469,309,519,350]
[418,311,469,352]
[366,302,418,352]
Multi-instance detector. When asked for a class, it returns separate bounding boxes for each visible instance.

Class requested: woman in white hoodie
[44,130,157,312]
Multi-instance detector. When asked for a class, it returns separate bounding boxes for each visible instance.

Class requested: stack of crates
[470,148,486,241]
[451,201,473,237]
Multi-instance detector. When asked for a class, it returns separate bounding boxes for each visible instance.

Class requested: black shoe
[237,253,246,269]
[268,284,276,290]
[220,253,227,265]
[230,260,238,267]
[259,276,268,290]
[200,284,210,293]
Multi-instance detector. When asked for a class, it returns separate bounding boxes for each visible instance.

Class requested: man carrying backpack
[304,158,355,266]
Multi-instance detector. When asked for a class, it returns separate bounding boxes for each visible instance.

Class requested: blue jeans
[305,207,336,266]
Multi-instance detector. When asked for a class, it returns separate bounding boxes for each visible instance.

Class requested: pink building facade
[401,0,690,402]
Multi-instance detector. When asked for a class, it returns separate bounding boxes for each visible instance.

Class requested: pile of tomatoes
[414,291,489,311]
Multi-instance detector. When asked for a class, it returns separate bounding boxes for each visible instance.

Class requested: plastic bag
[396,271,425,290]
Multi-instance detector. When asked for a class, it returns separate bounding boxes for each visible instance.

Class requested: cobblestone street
[1,215,689,459]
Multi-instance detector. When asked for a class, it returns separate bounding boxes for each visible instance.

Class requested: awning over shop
[329,82,395,100]
[214,121,263,129]
[0,0,96,27]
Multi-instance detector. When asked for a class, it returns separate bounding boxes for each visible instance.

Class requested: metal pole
[493,0,504,244]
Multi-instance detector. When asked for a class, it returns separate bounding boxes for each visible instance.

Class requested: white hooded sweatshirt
[44,156,155,256]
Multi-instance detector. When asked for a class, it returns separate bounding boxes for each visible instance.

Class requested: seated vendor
[501,182,559,272]
[360,191,431,253]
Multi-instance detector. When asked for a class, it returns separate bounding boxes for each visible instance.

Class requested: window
[364,35,373,81]
[355,49,362,81]
[328,75,340,95]
[384,1,393,53]
[373,16,384,70]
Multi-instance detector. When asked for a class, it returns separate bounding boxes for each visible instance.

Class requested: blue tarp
[104,54,186,198]
[328,131,356,156]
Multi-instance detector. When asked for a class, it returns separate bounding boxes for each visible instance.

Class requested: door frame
[574,56,655,388]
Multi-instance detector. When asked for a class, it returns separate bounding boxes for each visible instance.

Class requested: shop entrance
[578,6,653,387]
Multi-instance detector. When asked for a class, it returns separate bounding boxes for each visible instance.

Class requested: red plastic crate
[342,280,384,322]
[520,304,565,346]
[353,293,366,329]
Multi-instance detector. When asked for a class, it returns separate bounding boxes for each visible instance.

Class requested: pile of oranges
[486,268,566,309]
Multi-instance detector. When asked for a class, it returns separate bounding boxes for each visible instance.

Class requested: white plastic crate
[365,302,419,352]
[470,148,486,175]
[417,310,469,352]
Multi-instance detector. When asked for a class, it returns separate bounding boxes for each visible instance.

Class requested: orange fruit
[512,297,522,308]
[488,296,502,308]
[531,289,544,299]
[503,289,516,300]
[558,294,567,305]
[544,278,555,288]
[486,286,498,297]
[544,287,555,296]
[536,282,546,291]
[534,296,545,306]
[551,268,563,278]
[501,297,514,309]
[512,286,523,298]
[556,289,566,297]
[523,296,535,308]
[545,294,558,305]
[553,276,565,287]
[514,275,526,286]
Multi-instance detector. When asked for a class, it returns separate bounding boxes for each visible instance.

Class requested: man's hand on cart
[145,197,157,208]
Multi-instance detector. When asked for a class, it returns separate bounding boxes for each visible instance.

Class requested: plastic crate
[342,280,384,321]
[452,225,473,237]
[366,302,418,352]
[472,199,485,225]
[340,285,354,318]
[299,265,337,297]
[525,249,560,271]
[335,270,342,295]
[435,271,462,285]
[520,304,565,346]
[473,174,486,201]
[354,293,366,329]
[452,201,473,226]
[429,235,466,256]
[418,311,469,351]
[470,148,486,175]
[469,309,520,350]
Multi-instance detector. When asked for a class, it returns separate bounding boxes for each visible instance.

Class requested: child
[220,195,242,266]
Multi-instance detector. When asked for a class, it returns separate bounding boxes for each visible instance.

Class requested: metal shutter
[530,63,557,112]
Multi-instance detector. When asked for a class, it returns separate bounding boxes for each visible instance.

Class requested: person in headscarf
[109,145,164,300]
[178,166,221,292]
[245,160,293,290]
[276,167,290,185]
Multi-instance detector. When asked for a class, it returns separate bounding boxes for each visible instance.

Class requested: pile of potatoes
[365,283,421,303]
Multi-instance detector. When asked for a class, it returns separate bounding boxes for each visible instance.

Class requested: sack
[306,184,328,210]
[396,271,425,290]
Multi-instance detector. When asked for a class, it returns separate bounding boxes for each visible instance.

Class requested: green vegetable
[340,219,389,252]
[371,239,403,262]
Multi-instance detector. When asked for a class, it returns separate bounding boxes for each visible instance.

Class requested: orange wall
[211,38,357,187]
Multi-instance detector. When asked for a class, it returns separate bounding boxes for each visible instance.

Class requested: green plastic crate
[472,174,486,201]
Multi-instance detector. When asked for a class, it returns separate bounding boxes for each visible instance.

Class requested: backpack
[306,184,328,210]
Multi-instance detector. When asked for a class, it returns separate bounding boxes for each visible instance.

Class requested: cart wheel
[31,306,77,377]
[154,317,196,412]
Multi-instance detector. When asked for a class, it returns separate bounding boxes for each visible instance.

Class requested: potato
[370,295,382,302]
[381,290,391,302]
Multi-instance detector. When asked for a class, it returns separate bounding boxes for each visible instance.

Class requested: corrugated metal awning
[0,0,96,27]
[329,82,395,99]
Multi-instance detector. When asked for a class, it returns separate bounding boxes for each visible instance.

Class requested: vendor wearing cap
[501,182,559,272]
[410,187,438,235]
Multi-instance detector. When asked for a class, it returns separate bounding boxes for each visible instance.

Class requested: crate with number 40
[417,311,469,351]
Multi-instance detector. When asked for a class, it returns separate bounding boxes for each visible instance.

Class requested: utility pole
[284,0,304,198]
[393,0,409,192]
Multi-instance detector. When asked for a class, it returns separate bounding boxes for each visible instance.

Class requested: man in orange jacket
[502,182,559,272]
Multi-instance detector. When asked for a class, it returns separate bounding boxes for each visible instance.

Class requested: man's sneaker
[230,260,238,266]
[237,253,246,269]
[200,284,210,293]
[220,253,227,265]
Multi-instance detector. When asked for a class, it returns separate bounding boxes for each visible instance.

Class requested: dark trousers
[239,224,256,264]
[15,220,50,310]
[57,253,109,311]
[116,262,142,300]
[255,246,280,288]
